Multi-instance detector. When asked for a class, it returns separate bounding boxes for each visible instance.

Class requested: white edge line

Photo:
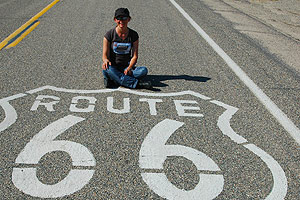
[169,0,300,145]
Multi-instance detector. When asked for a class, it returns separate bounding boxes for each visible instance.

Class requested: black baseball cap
[114,8,130,18]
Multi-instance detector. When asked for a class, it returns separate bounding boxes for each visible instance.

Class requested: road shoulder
[200,0,300,74]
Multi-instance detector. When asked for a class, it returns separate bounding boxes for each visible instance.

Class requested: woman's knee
[106,66,117,76]
[134,66,148,77]
[141,67,148,75]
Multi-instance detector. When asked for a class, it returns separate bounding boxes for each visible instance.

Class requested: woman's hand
[124,67,132,75]
[102,37,111,70]
[102,59,111,70]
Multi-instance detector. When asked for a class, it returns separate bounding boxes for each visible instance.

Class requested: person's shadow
[144,75,211,91]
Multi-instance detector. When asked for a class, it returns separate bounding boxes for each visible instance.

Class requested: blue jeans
[103,65,148,88]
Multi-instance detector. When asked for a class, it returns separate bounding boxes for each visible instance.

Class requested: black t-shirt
[104,27,139,69]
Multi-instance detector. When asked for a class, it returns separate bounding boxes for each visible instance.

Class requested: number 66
[139,119,224,200]
[12,115,96,198]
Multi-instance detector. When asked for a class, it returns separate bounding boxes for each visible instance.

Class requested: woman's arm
[102,37,111,70]
[124,39,139,75]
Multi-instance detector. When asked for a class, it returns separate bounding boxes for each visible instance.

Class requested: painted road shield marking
[0,86,287,199]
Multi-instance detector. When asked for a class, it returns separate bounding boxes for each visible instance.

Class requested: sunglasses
[116,16,129,20]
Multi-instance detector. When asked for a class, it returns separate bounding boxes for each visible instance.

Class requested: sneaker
[104,78,114,88]
[137,80,152,89]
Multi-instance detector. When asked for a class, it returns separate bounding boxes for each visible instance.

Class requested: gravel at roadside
[202,0,300,73]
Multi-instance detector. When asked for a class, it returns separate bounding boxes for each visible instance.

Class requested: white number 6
[139,119,224,200]
[12,115,96,198]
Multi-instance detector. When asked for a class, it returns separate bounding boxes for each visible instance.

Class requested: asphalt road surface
[0,0,299,199]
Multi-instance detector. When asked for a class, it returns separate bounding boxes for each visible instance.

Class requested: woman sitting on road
[102,8,152,89]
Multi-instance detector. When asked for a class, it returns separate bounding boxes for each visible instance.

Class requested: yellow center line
[0,0,60,51]
[6,21,41,49]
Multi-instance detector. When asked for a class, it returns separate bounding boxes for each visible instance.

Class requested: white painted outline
[0,101,18,133]
[0,85,287,199]
[168,0,300,146]
[244,144,287,200]
[0,93,26,132]
[211,100,248,144]
[213,100,288,199]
